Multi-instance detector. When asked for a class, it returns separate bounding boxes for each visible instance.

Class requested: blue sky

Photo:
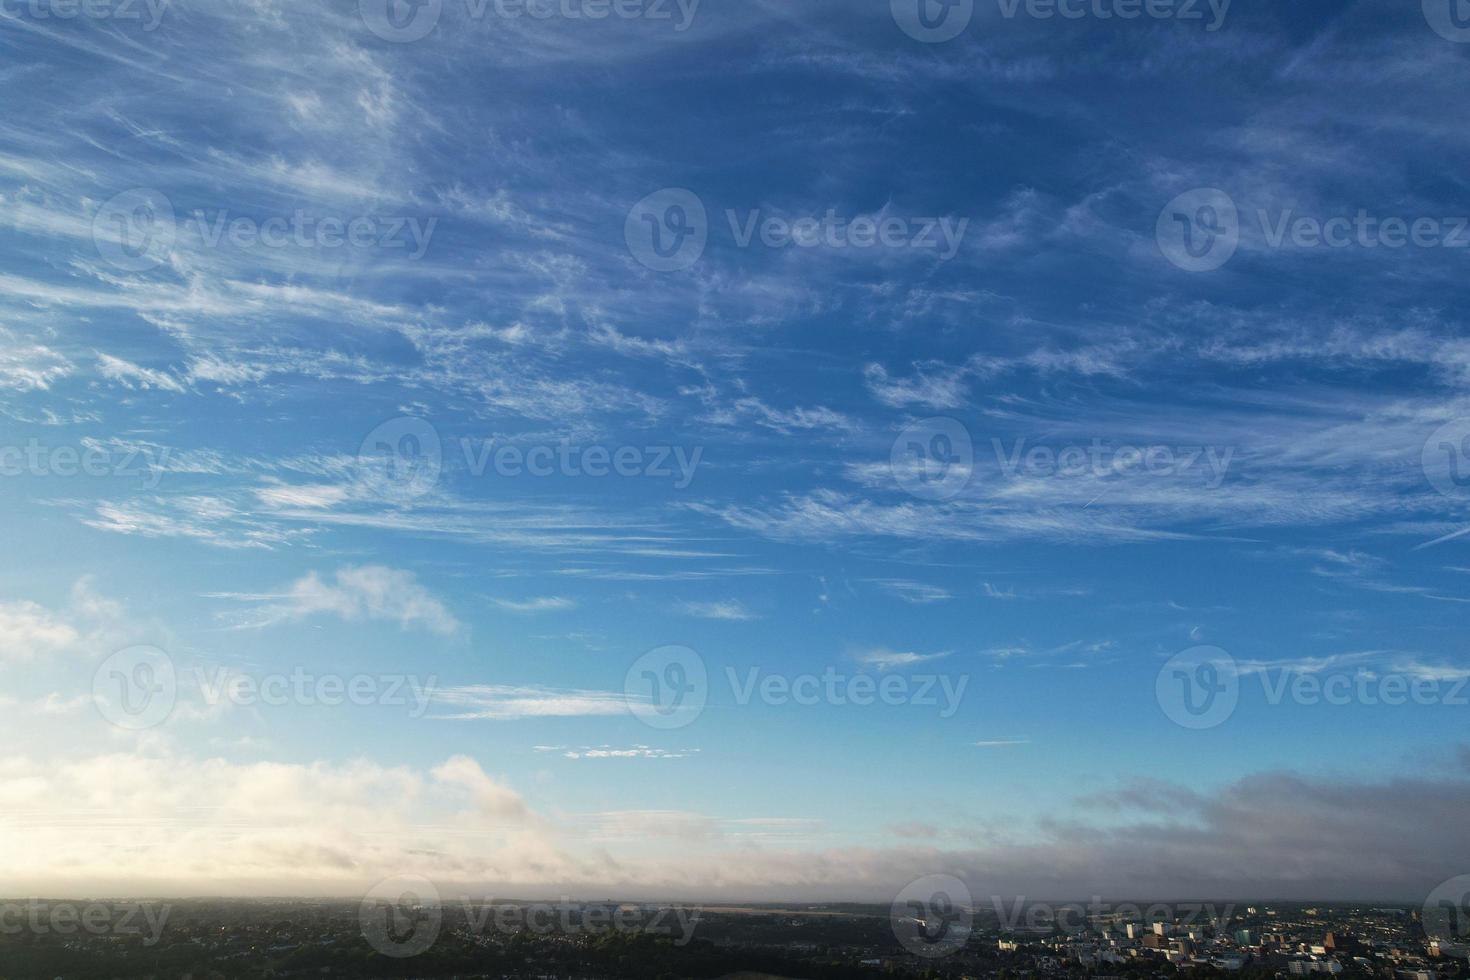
[2,0,1470,901]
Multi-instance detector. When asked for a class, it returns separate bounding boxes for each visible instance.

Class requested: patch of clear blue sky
[1,0,1468,872]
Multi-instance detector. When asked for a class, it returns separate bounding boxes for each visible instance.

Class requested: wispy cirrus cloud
[974,737,1031,748]
[867,579,953,604]
[491,596,577,613]
[853,648,950,671]
[431,684,632,720]
[0,332,71,391]
[677,599,756,620]
[536,745,700,760]
[209,565,460,635]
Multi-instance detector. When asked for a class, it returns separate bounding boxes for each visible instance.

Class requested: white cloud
[0,600,80,662]
[253,484,350,509]
[432,684,631,720]
[0,334,71,391]
[431,755,532,820]
[95,352,187,393]
[224,565,460,635]
[537,745,700,760]
[863,361,972,409]
[491,596,577,613]
[677,599,756,621]
[29,692,92,715]
[854,648,950,670]
[0,578,131,663]
[868,579,953,604]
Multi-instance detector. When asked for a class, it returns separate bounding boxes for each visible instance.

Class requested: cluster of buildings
[989,904,1470,980]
